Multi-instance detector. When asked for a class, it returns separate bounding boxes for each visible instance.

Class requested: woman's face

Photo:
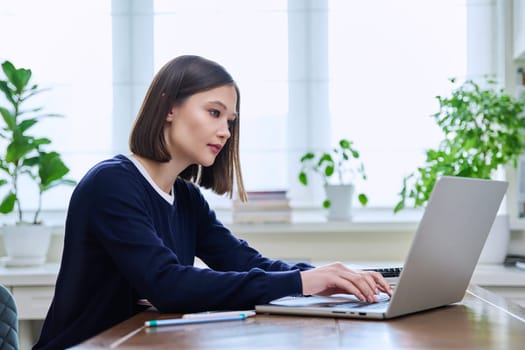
[164,84,237,168]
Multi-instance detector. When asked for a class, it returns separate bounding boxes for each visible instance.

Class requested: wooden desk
[73,285,525,349]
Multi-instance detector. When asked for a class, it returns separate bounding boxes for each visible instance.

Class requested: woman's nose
[218,120,231,139]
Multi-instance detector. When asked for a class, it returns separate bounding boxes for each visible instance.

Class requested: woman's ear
[166,106,177,122]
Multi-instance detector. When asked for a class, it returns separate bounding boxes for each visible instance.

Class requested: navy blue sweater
[33,155,311,349]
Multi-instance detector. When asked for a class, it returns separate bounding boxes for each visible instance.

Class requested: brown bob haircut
[129,55,246,201]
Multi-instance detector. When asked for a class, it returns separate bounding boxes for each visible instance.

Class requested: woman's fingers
[300,263,393,302]
[371,272,393,296]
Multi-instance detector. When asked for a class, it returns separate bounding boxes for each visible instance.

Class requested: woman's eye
[228,119,235,128]
[209,109,220,117]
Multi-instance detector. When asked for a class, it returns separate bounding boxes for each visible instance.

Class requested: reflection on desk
[73,285,525,349]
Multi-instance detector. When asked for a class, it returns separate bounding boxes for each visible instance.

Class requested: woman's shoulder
[174,178,200,199]
[174,178,210,206]
[78,155,142,191]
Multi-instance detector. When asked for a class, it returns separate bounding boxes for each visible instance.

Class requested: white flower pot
[324,184,355,221]
[2,224,52,267]
[478,214,510,264]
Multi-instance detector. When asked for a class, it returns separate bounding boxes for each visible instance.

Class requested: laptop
[256,176,508,319]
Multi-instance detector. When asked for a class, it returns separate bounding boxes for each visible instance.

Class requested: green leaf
[38,152,71,187]
[22,156,40,167]
[358,193,368,206]
[0,192,16,214]
[2,61,32,93]
[318,153,333,165]
[322,199,331,208]
[18,118,38,133]
[339,139,350,149]
[0,80,15,106]
[1,61,16,80]
[324,165,334,177]
[300,152,315,162]
[6,137,36,163]
[33,137,51,147]
[298,172,308,185]
[393,200,404,213]
[0,106,15,130]
[13,69,31,93]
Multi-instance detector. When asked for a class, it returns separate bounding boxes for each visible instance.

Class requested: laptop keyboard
[363,267,403,278]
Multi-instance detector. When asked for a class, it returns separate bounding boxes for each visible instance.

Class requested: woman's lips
[208,144,222,154]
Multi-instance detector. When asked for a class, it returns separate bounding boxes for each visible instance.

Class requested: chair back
[0,285,18,350]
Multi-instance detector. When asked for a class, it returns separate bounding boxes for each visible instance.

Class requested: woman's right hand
[300,262,392,303]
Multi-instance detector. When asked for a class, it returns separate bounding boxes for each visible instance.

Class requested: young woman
[33,55,391,349]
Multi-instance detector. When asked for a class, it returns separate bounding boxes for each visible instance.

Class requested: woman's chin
[200,158,216,167]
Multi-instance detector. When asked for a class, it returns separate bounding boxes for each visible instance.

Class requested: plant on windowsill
[393,77,525,263]
[298,139,368,221]
[0,60,76,266]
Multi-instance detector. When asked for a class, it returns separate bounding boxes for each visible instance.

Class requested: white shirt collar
[126,154,174,205]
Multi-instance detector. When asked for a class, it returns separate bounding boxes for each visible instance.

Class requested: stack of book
[232,190,291,224]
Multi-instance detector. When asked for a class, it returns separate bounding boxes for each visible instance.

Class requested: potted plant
[0,60,76,266]
[298,139,368,220]
[394,77,525,263]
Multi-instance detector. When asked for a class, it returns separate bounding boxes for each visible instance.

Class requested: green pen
[144,313,251,327]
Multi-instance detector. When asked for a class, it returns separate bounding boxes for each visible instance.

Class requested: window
[328,0,467,207]
[1,0,499,221]
[154,0,289,206]
[153,0,470,210]
[0,0,112,223]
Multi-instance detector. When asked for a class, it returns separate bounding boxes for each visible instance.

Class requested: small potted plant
[298,139,368,220]
[394,77,525,263]
[0,60,76,266]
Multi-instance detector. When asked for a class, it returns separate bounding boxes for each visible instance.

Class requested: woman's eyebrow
[208,100,227,109]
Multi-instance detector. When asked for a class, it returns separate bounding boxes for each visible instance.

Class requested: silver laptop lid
[386,176,508,318]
